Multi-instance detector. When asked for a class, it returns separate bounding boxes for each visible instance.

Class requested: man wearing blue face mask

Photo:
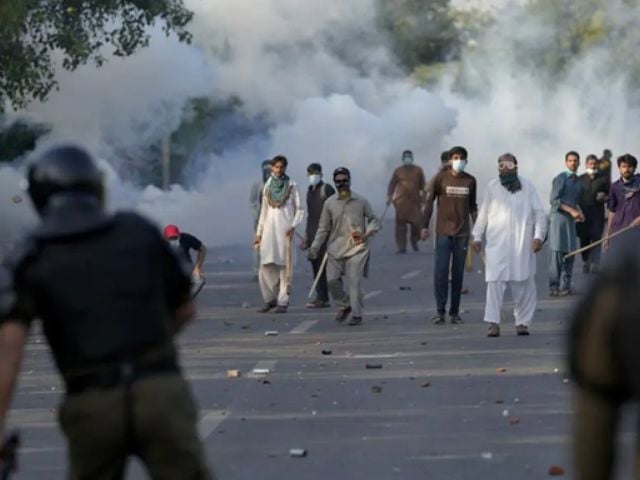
[387,150,426,253]
[303,163,335,308]
[422,146,478,325]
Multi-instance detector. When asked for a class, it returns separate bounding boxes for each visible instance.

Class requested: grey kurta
[309,192,380,318]
[549,172,582,252]
[310,192,380,260]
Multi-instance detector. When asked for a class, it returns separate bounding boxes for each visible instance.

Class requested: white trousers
[484,276,537,326]
[259,263,290,306]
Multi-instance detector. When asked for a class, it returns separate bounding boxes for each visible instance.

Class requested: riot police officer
[569,229,640,479]
[0,145,213,479]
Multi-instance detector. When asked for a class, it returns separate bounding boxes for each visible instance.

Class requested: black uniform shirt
[2,212,191,376]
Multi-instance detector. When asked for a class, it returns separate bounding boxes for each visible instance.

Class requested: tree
[0,0,193,112]
[376,0,461,72]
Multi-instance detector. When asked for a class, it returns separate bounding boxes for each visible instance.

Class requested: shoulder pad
[2,237,39,273]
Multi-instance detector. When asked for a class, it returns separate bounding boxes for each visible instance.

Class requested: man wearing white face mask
[422,146,478,325]
[303,163,335,308]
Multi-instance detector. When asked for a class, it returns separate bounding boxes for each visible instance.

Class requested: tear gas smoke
[2,0,638,247]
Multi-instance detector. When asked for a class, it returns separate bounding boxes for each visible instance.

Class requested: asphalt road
[6,224,636,479]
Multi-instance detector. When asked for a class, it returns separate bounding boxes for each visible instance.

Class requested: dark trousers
[549,250,575,290]
[396,219,420,251]
[59,374,213,479]
[310,253,329,302]
[434,235,468,316]
[577,220,604,266]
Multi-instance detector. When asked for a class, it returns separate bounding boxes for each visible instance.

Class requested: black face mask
[334,179,351,192]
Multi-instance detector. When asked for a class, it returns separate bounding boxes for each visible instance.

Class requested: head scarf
[265,173,291,207]
[498,154,522,194]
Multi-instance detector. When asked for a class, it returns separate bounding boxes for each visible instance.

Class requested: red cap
[163,224,180,239]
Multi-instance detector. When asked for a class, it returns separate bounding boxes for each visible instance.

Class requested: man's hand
[472,241,482,254]
[253,235,261,248]
[193,265,204,280]
[386,196,392,206]
[286,228,295,239]
[307,249,318,261]
[532,238,543,253]
[603,238,609,252]
[596,192,608,202]
[351,231,364,245]
[298,235,309,251]
[631,216,640,227]
[420,228,429,241]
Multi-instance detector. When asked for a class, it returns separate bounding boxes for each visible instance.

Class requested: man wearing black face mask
[308,167,380,326]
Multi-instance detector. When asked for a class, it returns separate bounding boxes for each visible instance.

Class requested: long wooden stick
[308,252,329,299]
[563,223,637,261]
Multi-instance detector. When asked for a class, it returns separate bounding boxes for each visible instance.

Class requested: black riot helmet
[27,145,104,215]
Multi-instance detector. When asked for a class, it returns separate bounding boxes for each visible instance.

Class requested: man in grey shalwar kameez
[308,167,380,326]
[549,151,584,296]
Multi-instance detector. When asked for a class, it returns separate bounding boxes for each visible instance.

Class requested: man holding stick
[308,167,380,326]
[577,154,609,274]
[604,154,640,252]
[254,155,304,314]
[472,154,547,337]
[548,151,584,296]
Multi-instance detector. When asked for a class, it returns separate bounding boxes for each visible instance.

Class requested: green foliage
[377,0,460,71]
[0,0,193,112]
[0,121,50,162]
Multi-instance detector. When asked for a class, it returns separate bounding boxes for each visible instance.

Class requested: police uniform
[569,229,640,479]
[0,146,213,479]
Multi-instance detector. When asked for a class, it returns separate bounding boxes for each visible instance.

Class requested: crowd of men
[250,147,640,337]
[1,143,640,479]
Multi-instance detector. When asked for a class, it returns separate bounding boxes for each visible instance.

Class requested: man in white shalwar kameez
[472,154,547,337]
[254,155,305,313]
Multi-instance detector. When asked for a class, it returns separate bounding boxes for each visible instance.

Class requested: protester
[604,154,640,251]
[548,151,584,296]
[163,224,207,298]
[304,163,335,308]
[308,167,379,326]
[422,146,478,324]
[472,154,547,337]
[577,154,609,273]
[387,150,426,253]
[254,155,304,314]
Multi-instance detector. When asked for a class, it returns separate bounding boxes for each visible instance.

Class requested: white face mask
[452,159,467,173]
[586,168,597,175]
[169,238,180,250]
[308,174,321,187]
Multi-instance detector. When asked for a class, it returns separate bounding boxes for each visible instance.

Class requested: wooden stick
[563,223,637,261]
[308,252,329,299]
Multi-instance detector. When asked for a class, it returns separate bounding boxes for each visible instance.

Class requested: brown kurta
[387,165,426,227]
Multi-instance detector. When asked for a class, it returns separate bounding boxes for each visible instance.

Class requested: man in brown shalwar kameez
[387,150,426,254]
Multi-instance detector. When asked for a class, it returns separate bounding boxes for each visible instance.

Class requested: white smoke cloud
[3,0,639,248]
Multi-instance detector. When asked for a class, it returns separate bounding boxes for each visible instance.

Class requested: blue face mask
[402,156,414,166]
[452,159,467,173]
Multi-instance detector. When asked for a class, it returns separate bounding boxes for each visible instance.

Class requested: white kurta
[472,177,547,282]
[256,179,305,266]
